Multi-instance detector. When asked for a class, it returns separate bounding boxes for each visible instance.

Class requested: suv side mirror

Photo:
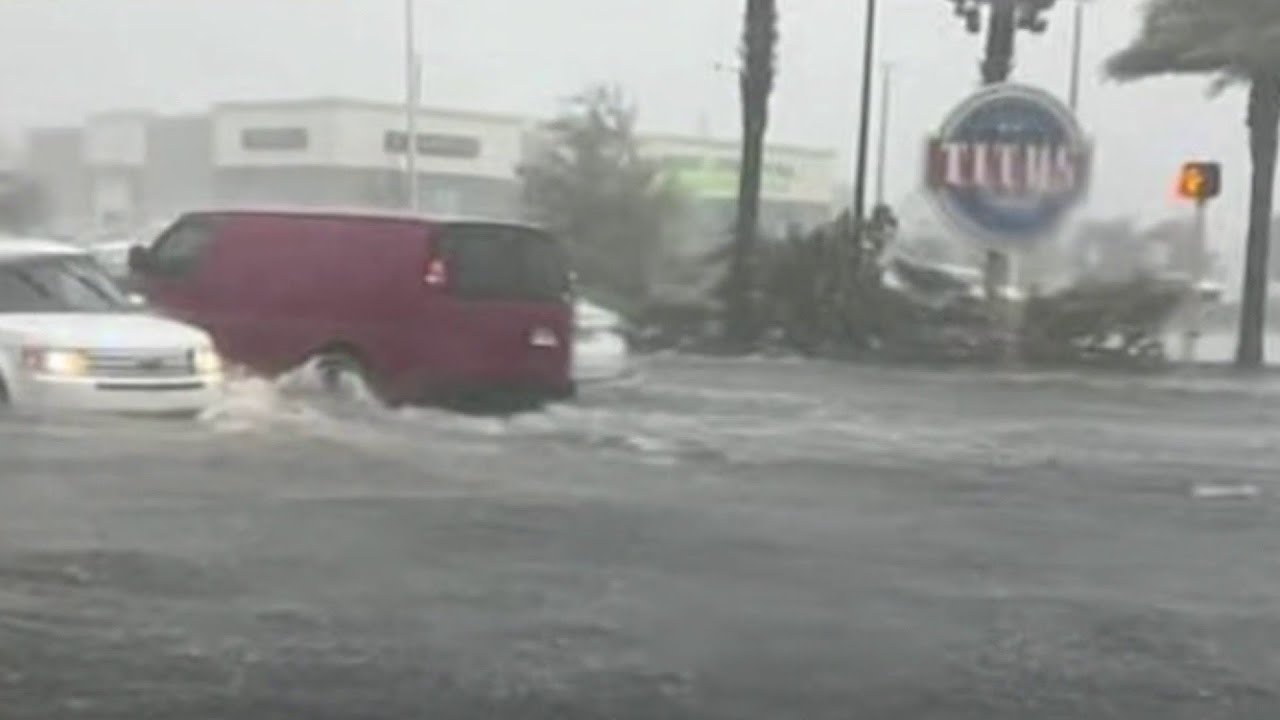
[127,245,152,275]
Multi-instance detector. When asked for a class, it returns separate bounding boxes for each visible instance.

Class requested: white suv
[0,239,222,415]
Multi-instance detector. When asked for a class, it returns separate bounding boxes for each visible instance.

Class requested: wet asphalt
[2,356,1280,719]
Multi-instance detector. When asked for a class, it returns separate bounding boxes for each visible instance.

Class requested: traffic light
[1177,162,1221,202]
[1017,0,1055,32]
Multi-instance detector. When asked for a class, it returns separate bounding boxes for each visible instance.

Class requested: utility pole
[874,63,892,206]
[1174,162,1221,362]
[1068,0,1084,113]
[980,0,1017,84]
[403,0,419,211]
[981,0,1016,306]
[1181,199,1208,362]
[852,0,878,226]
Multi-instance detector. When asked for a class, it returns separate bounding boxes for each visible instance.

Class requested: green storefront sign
[662,157,795,196]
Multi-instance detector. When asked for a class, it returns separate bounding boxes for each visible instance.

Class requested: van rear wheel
[311,350,378,405]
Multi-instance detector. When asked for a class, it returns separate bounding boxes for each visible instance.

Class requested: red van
[128,209,574,406]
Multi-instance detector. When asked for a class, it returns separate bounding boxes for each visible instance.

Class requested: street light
[851,0,878,226]
[1067,0,1085,112]
[403,0,420,211]
[874,62,892,206]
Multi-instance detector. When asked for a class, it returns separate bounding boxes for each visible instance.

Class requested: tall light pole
[852,0,878,226]
[403,0,420,211]
[1067,0,1084,112]
[874,62,893,206]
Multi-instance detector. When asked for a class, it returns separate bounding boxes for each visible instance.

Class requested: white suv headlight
[22,347,90,377]
[192,346,223,376]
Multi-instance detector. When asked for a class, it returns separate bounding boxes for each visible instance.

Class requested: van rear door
[434,224,571,391]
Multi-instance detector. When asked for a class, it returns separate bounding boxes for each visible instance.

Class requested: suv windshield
[0,257,130,314]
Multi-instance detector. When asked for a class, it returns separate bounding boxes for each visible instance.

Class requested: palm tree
[725,0,778,348]
[520,86,682,312]
[1108,0,1280,368]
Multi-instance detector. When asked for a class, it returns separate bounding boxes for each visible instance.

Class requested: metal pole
[1182,200,1208,362]
[980,0,1019,360]
[982,0,1015,306]
[981,0,1017,85]
[852,0,878,225]
[1068,0,1084,113]
[874,62,892,206]
[403,0,419,211]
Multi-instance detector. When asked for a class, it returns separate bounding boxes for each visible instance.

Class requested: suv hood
[0,313,211,350]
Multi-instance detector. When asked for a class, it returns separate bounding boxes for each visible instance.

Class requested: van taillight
[424,257,448,288]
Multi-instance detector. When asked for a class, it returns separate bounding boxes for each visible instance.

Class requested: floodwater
[2,356,1280,718]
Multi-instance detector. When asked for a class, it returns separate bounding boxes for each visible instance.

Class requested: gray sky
[0,0,1256,280]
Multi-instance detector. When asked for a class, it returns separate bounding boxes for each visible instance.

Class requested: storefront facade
[210,99,526,218]
[24,99,837,249]
[640,134,838,257]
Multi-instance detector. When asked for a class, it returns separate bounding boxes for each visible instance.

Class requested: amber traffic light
[1177,162,1221,201]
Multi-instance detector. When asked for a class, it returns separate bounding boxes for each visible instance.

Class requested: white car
[0,239,223,415]
[87,239,140,282]
[572,299,633,383]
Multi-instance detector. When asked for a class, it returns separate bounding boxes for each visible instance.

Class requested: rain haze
[0,0,1254,279]
[3,1,1280,718]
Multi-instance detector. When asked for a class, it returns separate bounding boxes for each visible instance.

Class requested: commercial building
[641,134,837,257]
[210,99,525,218]
[24,99,527,236]
[22,98,838,249]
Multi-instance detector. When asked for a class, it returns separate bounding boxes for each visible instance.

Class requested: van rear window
[440,225,567,302]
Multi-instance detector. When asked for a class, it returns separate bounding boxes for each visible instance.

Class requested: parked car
[88,239,143,292]
[0,239,223,415]
[128,209,574,407]
[573,299,632,383]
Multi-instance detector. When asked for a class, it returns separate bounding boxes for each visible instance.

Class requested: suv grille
[86,350,194,379]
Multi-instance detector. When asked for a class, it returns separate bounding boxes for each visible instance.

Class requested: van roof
[0,237,88,262]
[179,205,545,231]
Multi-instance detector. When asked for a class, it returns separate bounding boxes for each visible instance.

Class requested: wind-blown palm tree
[520,86,681,311]
[725,0,778,348]
[1109,0,1280,368]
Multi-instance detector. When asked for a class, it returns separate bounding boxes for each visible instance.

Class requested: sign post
[1175,161,1221,362]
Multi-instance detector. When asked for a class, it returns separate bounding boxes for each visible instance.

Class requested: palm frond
[1107,0,1280,81]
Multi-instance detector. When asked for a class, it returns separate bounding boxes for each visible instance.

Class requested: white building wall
[44,99,839,236]
[211,104,340,168]
[332,104,405,175]
[210,100,525,179]
[85,113,149,167]
[331,104,525,179]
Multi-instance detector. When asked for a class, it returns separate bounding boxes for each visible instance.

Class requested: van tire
[311,348,379,405]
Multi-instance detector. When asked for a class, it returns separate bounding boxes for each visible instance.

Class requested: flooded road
[3,356,1280,719]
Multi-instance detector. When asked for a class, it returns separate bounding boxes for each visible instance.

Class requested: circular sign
[925,84,1091,248]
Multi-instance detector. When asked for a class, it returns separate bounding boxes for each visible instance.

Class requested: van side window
[150,219,214,277]
[442,226,522,300]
